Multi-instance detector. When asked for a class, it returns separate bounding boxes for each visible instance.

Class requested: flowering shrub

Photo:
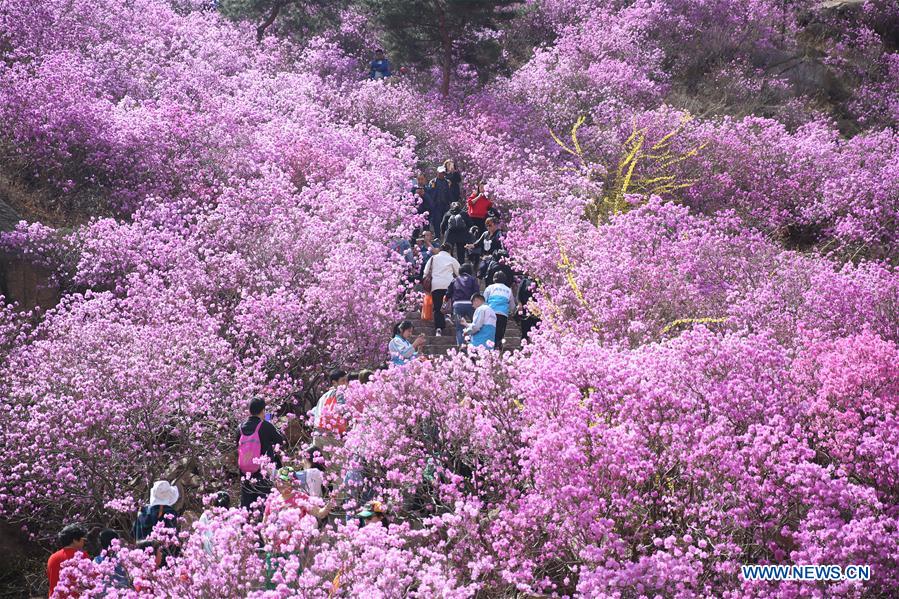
[0,0,897,596]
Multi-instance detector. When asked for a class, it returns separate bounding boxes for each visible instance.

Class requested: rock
[0,198,60,311]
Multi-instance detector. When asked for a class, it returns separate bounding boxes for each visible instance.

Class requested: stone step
[424,334,521,346]
[422,340,522,356]
[408,317,522,329]
[405,310,523,325]
[411,326,522,339]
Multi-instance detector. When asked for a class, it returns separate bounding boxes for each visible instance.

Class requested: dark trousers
[431,288,447,330]
[453,242,466,264]
[520,316,538,341]
[495,314,508,351]
[240,475,272,511]
[470,217,486,236]
[467,253,481,277]
[452,302,475,346]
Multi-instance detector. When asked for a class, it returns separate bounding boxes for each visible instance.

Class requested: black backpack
[448,213,466,233]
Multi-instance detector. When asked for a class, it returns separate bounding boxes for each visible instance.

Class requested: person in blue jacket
[484,271,516,351]
[369,49,392,79]
[464,293,497,349]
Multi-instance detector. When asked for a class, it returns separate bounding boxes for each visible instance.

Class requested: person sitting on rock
[388,320,426,366]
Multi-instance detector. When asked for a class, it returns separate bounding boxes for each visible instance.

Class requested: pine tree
[363,0,523,96]
[219,0,348,42]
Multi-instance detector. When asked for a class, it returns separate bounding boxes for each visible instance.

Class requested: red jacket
[466,192,492,219]
[47,548,87,597]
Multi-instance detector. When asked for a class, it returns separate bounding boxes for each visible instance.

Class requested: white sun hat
[149,480,180,507]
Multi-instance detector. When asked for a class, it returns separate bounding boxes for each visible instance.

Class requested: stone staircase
[404,310,522,356]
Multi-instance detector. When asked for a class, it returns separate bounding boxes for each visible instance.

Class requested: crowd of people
[43,369,389,596]
[389,161,539,365]
[42,160,538,597]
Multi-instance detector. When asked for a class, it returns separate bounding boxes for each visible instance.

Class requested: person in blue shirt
[93,529,130,590]
[463,293,497,349]
[369,49,392,80]
[388,320,426,366]
[484,271,516,351]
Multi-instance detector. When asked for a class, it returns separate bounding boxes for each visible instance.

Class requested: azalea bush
[0,0,897,596]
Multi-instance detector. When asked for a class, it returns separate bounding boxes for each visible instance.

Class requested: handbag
[422,256,433,292]
[421,293,433,320]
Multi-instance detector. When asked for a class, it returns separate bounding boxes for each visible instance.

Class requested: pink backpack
[238,420,264,474]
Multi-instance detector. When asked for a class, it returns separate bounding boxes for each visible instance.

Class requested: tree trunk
[256,0,288,42]
[438,4,452,97]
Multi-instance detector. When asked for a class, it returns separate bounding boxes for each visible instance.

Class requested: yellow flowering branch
[661,317,728,335]
[558,242,602,334]
[551,114,707,226]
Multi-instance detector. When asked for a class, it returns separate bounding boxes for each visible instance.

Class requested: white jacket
[424,251,460,290]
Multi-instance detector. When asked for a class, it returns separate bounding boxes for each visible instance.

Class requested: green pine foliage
[362,0,524,95]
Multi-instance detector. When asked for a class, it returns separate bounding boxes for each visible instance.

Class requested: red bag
[421,293,433,320]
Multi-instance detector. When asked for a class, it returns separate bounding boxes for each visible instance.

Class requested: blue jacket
[388,335,417,366]
[485,283,516,317]
[429,178,453,215]
[465,304,497,348]
[370,59,391,79]
[414,186,434,215]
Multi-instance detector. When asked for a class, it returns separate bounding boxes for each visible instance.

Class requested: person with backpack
[466,182,492,235]
[440,202,471,262]
[237,397,285,510]
[445,263,480,346]
[485,249,515,286]
[310,369,349,450]
[47,523,88,597]
[463,293,497,349]
[484,271,516,351]
[422,244,460,336]
[133,480,180,541]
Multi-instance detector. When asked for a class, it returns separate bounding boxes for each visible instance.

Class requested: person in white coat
[423,244,460,335]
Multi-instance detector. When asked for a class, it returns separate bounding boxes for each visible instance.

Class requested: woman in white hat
[132,480,180,541]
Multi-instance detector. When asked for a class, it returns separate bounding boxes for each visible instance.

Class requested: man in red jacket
[466,182,492,235]
[47,524,88,597]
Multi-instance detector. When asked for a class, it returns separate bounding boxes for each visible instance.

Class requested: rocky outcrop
[0,197,59,311]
